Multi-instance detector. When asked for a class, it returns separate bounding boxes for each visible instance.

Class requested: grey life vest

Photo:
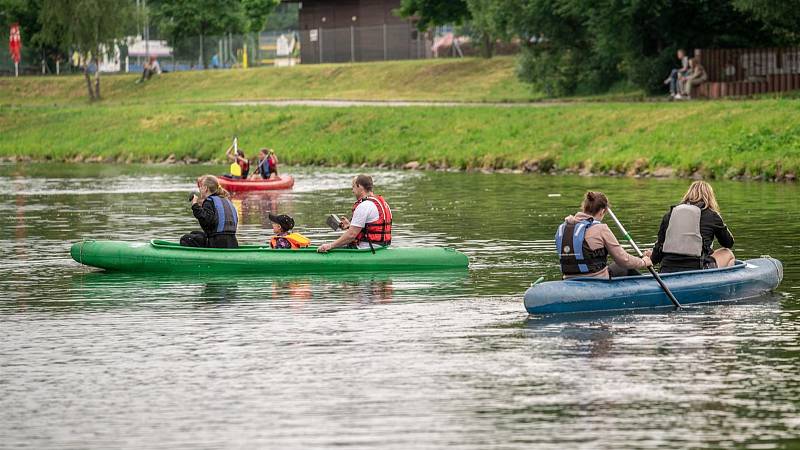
[663,203,702,256]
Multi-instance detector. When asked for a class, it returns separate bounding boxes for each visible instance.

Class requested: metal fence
[0,31,298,76]
[299,23,432,64]
[1,25,483,76]
[0,41,79,76]
[146,33,274,72]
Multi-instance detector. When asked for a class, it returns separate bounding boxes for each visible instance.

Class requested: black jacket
[652,204,734,272]
[191,197,238,248]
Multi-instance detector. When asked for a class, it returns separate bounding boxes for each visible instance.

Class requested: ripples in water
[1,164,799,449]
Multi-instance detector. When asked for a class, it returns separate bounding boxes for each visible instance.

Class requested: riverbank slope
[3,99,798,180]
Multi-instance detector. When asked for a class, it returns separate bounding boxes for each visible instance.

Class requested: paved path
[221,99,568,108]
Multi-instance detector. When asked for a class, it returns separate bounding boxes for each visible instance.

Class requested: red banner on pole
[9,23,21,64]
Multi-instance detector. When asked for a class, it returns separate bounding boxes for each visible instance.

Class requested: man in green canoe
[317,174,393,253]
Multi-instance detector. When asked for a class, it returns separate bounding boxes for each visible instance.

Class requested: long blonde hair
[198,175,230,198]
[681,180,719,213]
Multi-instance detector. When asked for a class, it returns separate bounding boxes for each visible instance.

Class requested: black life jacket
[555,219,608,275]
[209,195,238,236]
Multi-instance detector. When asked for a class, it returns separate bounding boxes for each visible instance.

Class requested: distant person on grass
[664,49,690,99]
[136,56,161,84]
[678,58,707,99]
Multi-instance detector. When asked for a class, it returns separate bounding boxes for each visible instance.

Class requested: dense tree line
[400,0,800,95]
[3,0,797,99]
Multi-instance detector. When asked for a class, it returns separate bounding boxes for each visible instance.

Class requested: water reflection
[63,270,469,311]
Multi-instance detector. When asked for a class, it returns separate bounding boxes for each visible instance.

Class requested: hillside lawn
[0,57,551,105]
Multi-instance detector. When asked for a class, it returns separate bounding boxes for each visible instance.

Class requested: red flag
[9,23,21,64]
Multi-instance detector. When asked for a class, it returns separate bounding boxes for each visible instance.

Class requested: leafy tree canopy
[732,0,800,44]
[38,0,135,100]
[397,0,469,30]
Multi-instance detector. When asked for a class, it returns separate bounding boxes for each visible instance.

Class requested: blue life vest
[257,156,275,179]
[555,219,608,275]
[210,195,238,235]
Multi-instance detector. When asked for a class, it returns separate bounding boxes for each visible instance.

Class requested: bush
[624,49,679,96]
[517,46,619,97]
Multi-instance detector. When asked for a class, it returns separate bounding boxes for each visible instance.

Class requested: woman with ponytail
[180,175,239,248]
[556,191,652,279]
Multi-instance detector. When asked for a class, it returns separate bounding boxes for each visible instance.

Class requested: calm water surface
[1,164,799,449]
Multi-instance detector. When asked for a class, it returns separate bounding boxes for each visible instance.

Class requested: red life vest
[351,195,392,246]
[238,158,250,174]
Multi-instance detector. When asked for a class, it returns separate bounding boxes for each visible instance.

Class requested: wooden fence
[696,48,800,98]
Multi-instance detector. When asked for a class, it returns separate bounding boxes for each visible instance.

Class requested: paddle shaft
[606,208,682,309]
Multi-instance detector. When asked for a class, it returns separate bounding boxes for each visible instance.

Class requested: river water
[1,164,799,449]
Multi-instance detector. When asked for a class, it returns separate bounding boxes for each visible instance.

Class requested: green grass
[2,57,798,180]
[3,99,799,179]
[0,57,545,105]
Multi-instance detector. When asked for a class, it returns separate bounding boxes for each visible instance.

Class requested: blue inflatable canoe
[524,258,783,314]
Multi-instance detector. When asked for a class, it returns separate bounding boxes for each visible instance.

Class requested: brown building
[288,0,430,64]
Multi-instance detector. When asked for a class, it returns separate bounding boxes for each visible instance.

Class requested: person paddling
[223,142,249,179]
[317,174,392,253]
[557,191,652,279]
[250,148,279,180]
[180,175,239,248]
[651,181,735,273]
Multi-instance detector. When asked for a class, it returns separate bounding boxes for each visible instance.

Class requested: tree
[261,2,299,32]
[153,0,278,69]
[39,0,135,100]
[154,0,243,69]
[732,0,800,44]
[509,0,783,96]
[0,0,67,73]
[464,0,515,58]
[399,0,513,58]
[397,0,470,30]
[242,0,280,32]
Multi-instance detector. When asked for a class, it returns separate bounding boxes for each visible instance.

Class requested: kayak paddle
[606,208,683,309]
[229,136,242,177]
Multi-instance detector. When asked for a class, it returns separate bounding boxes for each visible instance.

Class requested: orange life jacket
[351,195,392,246]
[270,232,310,249]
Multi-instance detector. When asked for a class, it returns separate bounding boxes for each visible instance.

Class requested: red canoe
[218,175,295,192]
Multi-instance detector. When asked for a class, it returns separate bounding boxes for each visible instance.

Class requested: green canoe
[70,240,469,273]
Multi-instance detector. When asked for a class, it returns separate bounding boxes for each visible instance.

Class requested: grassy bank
[2,99,799,180]
[0,57,550,105]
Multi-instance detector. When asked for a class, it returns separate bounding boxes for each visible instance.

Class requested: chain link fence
[1,24,496,76]
[299,23,431,64]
